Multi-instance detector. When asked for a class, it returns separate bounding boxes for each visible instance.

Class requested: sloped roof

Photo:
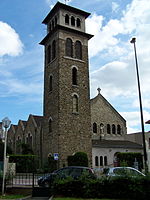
[90,93,126,123]
[21,120,27,128]
[92,139,143,149]
[32,115,44,127]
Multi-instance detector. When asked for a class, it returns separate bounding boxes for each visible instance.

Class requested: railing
[7,173,44,187]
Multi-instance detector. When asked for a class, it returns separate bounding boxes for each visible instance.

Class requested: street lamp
[1,117,11,196]
[130,37,147,173]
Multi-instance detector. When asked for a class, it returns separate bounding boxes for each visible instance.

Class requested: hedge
[51,176,150,199]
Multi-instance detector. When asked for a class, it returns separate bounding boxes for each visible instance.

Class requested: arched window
[47,45,51,64]
[49,118,52,133]
[117,125,121,134]
[95,156,99,166]
[72,94,78,113]
[49,75,53,92]
[52,40,56,60]
[65,14,69,24]
[107,124,111,134]
[75,41,82,60]
[100,156,103,166]
[71,16,75,26]
[76,18,81,27]
[55,16,57,26]
[112,124,116,134]
[72,67,77,85]
[52,19,54,29]
[66,38,73,57]
[93,122,97,133]
[104,156,107,166]
[26,133,32,148]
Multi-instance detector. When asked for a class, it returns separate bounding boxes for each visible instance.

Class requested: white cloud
[88,0,150,132]
[112,2,119,12]
[0,21,23,57]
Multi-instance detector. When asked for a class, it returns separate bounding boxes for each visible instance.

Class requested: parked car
[38,166,96,187]
[103,167,145,177]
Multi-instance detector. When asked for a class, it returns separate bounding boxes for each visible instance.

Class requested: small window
[47,45,51,64]
[72,67,77,85]
[71,16,75,26]
[66,38,73,57]
[93,122,97,133]
[107,124,111,134]
[49,75,53,92]
[52,40,56,60]
[95,156,99,166]
[104,156,107,166]
[65,14,69,24]
[112,124,116,134]
[49,118,52,133]
[73,94,78,113]
[117,125,121,134]
[75,41,82,60]
[100,156,103,166]
[77,18,81,27]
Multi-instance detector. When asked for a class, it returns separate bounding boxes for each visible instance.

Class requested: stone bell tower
[40,2,93,167]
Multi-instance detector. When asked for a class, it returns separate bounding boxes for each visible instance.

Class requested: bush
[51,175,150,199]
[67,152,88,167]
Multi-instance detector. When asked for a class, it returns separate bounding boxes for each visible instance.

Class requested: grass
[0,194,26,199]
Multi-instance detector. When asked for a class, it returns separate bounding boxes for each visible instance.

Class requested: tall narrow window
[93,122,97,133]
[49,75,53,92]
[73,94,78,113]
[52,19,54,29]
[52,40,56,60]
[66,38,73,57]
[95,156,99,166]
[107,124,111,134]
[47,45,51,64]
[71,16,75,26]
[65,14,69,24]
[75,41,82,59]
[112,124,116,134]
[100,156,103,166]
[117,125,121,134]
[72,67,77,85]
[77,18,81,27]
[49,118,52,133]
[55,16,57,26]
[104,156,107,166]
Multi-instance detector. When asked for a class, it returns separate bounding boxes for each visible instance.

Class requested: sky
[0,0,150,134]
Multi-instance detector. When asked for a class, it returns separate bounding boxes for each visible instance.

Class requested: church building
[6,2,143,169]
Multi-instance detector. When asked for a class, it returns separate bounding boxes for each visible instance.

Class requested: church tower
[40,2,93,167]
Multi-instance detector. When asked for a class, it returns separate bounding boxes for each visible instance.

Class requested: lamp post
[130,37,147,173]
[1,117,11,196]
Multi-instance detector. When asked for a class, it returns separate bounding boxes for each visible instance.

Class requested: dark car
[38,166,96,187]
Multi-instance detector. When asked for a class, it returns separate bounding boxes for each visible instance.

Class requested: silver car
[103,167,145,177]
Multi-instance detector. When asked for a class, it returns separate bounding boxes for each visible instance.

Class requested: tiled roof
[21,120,27,127]
[32,115,44,126]
[92,139,143,149]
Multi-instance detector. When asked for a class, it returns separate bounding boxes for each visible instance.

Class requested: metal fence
[7,173,43,187]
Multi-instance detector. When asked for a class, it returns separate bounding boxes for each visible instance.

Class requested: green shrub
[67,152,88,167]
[51,175,150,199]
